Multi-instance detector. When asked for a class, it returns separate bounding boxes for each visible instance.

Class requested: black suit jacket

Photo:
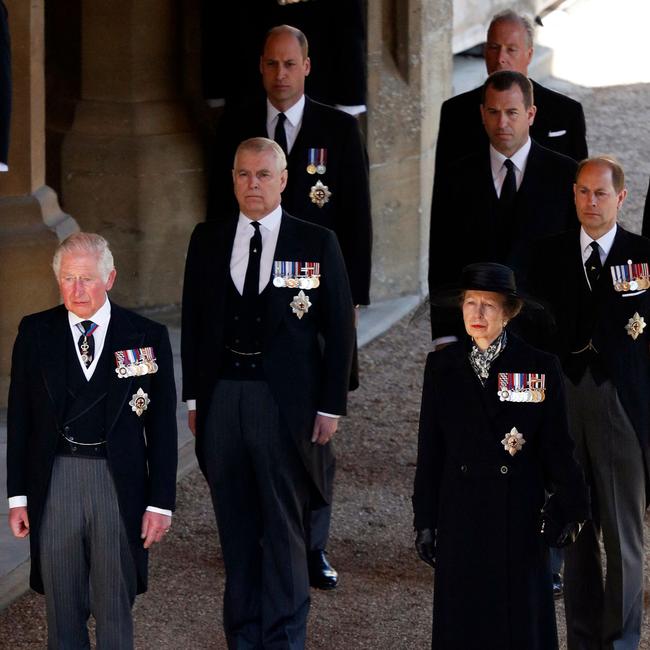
[201,0,366,108]
[6,303,178,594]
[0,0,10,165]
[208,96,372,306]
[528,226,650,484]
[435,80,588,176]
[181,212,355,503]
[428,140,577,338]
[641,176,650,239]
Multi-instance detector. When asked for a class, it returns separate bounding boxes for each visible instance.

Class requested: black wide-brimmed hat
[430,262,541,309]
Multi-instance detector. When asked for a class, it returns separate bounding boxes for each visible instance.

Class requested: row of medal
[114,347,158,378]
[273,261,321,289]
[610,261,650,292]
[498,372,546,403]
[307,148,327,175]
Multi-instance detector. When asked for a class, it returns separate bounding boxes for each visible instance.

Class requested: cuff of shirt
[334,104,366,116]
[432,335,458,350]
[317,411,340,419]
[146,506,172,517]
[0,162,8,172]
[8,496,27,508]
[186,399,197,411]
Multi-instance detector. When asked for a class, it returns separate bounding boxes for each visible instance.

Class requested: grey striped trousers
[40,455,136,650]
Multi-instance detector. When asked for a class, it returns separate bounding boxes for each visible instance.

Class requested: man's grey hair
[52,232,115,282]
[234,137,287,173]
[489,10,535,49]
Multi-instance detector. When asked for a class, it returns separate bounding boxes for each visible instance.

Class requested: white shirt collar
[489,137,532,177]
[266,95,305,127]
[580,223,617,258]
[238,204,283,233]
[67,296,112,327]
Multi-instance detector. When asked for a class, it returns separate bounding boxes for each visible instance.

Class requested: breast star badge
[309,180,331,208]
[290,290,312,319]
[129,387,150,417]
[625,312,646,340]
[501,427,526,456]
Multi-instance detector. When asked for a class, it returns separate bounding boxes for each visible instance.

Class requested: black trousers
[204,380,311,650]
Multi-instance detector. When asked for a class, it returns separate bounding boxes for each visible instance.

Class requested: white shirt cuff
[432,336,458,350]
[146,506,172,517]
[0,162,8,172]
[8,496,27,508]
[335,104,366,116]
[317,411,341,419]
[186,399,197,410]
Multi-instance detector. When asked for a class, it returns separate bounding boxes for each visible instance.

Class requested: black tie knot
[504,158,515,172]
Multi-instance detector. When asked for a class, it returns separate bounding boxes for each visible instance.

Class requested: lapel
[38,306,69,425]
[103,302,146,437]
[289,96,311,164]
[587,226,627,319]
[211,215,239,329]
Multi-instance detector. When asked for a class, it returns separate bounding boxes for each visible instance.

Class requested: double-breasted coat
[413,333,588,650]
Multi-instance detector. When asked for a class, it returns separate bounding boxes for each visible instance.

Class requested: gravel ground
[1,79,649,648]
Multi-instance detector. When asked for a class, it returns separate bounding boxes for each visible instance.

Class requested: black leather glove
[415,528,436,567]
[540,512,583,548]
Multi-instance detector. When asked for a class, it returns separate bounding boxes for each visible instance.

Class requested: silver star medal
[290,290,312,319]
[625,312,646,340]
[309,180,331,208]
[129,387,150,417]
[501,427,526,456]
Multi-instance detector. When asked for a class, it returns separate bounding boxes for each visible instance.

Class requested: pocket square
[548,129,567,137]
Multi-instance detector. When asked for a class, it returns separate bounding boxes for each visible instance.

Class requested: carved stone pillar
[60,0,204,308]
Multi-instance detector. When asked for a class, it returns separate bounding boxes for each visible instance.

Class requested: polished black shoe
[552,573,563,599]
[308,550,338,590]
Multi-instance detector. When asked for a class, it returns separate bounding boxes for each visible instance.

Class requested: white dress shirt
[580,224,617,289]
[9,297,171,517]
[489,137,532,197]
[266,95,305,154]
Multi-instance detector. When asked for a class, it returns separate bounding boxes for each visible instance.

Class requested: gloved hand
[540,512,583,548]
[415,528,436,567]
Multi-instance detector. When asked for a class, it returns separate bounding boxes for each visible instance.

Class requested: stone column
[61,0,204,308]
[367,0,452,300]
[0,0,76,406]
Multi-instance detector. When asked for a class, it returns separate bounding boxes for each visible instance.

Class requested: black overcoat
[6,303,178,594]
[413,334,588,650]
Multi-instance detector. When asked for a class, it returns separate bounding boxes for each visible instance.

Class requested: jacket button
[500,466,509,475]
[64,426,70,433]
[460,465,468,473]
[71,445,78,453]
[251,363,256,369]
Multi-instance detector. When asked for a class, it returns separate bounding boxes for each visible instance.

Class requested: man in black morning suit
[182,137,354,649]
[208,24,372,589]
[7,232,178,649]
[428,70,577,343]
[529,158,650,650]
[434,9,587,179]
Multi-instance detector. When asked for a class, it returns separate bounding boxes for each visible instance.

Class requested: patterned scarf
[469,329,507,385]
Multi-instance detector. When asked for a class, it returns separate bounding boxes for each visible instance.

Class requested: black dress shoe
[552,573,563,599]
[308,550,338,590]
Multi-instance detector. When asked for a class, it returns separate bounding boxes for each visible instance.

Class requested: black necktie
[500,158,517,207]
[76,320,97,368]
[243,222,262,299]
[585,241,602,290]
[274,112,288,156]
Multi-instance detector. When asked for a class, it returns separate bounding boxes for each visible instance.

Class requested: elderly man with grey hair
[7,232,178,649]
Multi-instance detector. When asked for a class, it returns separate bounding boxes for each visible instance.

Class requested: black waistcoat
[57,330,112,456]
[219,277,269,380]
[564,272,607,385]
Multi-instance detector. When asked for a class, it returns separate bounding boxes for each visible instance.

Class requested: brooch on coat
[309,180,331,208]
[501,427,526,456]
[290,290,312,319]
[129,387,150,417]
[497,372,546,403]
[625,312,646,340]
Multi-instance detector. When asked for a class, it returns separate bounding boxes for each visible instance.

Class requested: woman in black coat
[412,263,589,650]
